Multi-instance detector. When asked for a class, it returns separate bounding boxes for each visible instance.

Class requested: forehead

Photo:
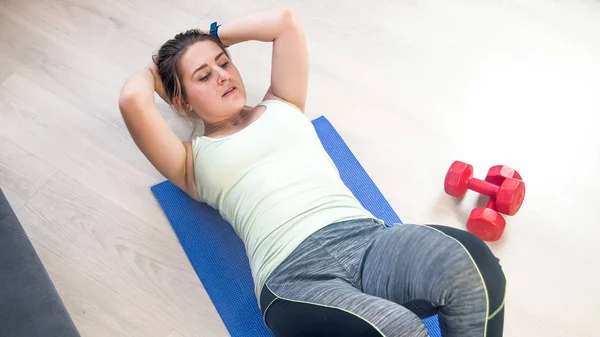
[179,41,226,76]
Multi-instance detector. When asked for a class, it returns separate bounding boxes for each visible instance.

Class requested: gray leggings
[259,219,506,337]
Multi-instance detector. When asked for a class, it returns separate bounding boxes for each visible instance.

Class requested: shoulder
[262,93,305,113]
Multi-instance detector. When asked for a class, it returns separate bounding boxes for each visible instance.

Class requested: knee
[481,254,506,319]
[461,231,506,316]
[458,231,506,318]
[426,224,506,316]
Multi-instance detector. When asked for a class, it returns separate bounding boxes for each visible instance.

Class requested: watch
[210,22,222,43]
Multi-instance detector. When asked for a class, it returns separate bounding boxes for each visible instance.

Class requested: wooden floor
[1,0,599,336]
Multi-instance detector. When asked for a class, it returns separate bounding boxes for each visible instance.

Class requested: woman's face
[178,41,247,123]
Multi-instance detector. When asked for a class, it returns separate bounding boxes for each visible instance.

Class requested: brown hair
[153,29,251,120]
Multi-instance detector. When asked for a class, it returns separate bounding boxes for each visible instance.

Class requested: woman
[119,8,506,337]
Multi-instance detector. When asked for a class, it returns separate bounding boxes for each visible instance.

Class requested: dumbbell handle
[467,178,501,198]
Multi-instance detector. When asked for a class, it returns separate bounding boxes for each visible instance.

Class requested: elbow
[118,90,140,116]
[279,8,301,31]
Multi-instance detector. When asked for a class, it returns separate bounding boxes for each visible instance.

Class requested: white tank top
[191,99,377,298]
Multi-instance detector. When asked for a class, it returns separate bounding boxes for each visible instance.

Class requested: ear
[172,96,191,112]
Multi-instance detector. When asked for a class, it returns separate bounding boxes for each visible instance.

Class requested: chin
[230,94,247,110]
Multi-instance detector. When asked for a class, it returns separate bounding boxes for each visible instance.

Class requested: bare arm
[118,64,199,200]
[217,8,309,111]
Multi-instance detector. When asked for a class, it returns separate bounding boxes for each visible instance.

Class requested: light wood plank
[167,330,185,337]
[0,73,175,234]
[0,60,11,85]
[0,137,56,210]
[0,0,196,141]
[27,238,173,337]
[17,172,228,337]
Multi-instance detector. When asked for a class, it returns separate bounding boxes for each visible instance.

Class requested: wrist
[209,22,228,46]
[209,9,293,47]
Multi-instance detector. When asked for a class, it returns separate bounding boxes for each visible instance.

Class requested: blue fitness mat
[151,116,442,337]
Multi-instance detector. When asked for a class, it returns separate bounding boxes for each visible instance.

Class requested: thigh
[263,278,429,337]
[361,224,506,337]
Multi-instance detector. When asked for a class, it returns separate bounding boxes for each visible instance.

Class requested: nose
[216,65,230,84]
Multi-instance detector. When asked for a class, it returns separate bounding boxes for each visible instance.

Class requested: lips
[222,86,236,97]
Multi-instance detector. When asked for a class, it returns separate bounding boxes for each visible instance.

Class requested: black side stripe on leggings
[261,283,386,337]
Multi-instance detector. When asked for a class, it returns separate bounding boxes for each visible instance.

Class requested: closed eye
[199,62,229,81]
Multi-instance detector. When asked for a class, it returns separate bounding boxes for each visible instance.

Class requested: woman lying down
[118,8,506,337]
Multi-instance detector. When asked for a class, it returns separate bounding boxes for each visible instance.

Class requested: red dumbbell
[467,198,506,241]
[445,161,526,215]
[485,165,522,186]
[467,166,523,241]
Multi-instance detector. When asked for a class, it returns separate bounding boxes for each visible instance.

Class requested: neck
[203,108,247,135]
